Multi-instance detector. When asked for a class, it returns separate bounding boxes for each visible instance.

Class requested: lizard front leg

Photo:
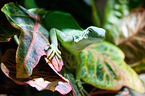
[46,28,61,59]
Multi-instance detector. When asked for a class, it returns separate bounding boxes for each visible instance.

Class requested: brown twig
[89,87,96,95]
[89,90,119,96]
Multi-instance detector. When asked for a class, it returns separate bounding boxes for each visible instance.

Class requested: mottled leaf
[110,11,145,45]
[109,11,145,63]
[127,74,145,96]
[1,49,27,84]
[79,41,145,93]
[28,61,72,95]
[1,3,63,78]
[1,49,71,95]
[0,25,20,42]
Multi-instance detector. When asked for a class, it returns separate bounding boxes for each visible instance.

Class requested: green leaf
[1,3,63,78]
[127,74,145,96]
[103,0,129,41]
[91,0,101,26]
[24,0,38,9]
[1,49,71,95]
[79,41,145,93]
[43,11,81,31]
[103,0,129,27]
[25,0,92,28]
[0,25,20,42]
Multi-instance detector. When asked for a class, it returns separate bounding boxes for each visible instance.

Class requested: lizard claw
[46,44,61,60]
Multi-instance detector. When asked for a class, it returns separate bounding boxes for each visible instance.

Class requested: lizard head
[84,26,106,43]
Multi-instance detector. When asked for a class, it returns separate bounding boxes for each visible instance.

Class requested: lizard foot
[46,44,61,60]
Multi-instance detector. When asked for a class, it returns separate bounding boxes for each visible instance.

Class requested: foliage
[0,0,145,96]
[80,41,144,92]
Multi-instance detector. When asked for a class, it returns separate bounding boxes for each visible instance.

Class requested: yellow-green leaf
[79,41,145,93]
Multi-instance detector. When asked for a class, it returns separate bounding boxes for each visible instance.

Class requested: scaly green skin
[47,26,105,58]
[47,26,105,95]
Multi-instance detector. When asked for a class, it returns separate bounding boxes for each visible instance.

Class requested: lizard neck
[76,40,93,51]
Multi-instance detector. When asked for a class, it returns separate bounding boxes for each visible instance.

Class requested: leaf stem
[89,90,119,96]
[118,24,145,47]
[13,35,19,45]
[91,0,101,26]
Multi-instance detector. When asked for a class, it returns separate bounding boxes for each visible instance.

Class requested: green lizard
[47,26,105,59]
[44,11,105,95]
[47,27,105,78]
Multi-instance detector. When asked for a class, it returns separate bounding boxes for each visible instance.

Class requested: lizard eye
[88,28,93,33]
